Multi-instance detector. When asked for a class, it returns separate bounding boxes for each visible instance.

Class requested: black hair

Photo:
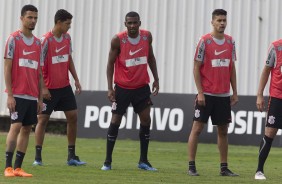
[125,11,140,21]
[21,4,38,16]
[54,9,73,24]
[212,9,227,19]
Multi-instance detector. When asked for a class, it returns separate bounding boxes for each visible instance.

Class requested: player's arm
[4,58,16,112]
[257,44,275,112]
[194,38,205,106]
[193,60,205,106]
[230,62,238,106]
[37,67,43,114]
[107,35,120,102]
[4,36,16,112]
[257,66,271,112]
[147,32,159,96]
[69,55,81,94]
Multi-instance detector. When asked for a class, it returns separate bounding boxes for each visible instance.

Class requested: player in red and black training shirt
[4,4,43,177]
[187,9,239,177]
[32,9,86,166]
[101,11,159,171]
[254,40,282,180]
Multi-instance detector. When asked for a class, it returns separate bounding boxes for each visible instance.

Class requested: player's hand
[230,94,239,106]
[108,89,116,102]
[43,87,51,100]
[256,95,265,112]
[37,100,43,114]
[152,80,159,96]
[75,80,82,94]
[7,95,16,113]
[197,93,205,106]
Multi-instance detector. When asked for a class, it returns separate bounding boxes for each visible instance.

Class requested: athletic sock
[220,163,228,172]
[105,123,120,165]
[188,161,196,171]
[14,151,25,169]
[35,145,42,161]
[139,125,150,162]
[257,135,273,173]
[68,145,76,160]
[5,152,13,168]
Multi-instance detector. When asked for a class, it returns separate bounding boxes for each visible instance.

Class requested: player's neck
[211,31,224,40]
[20,28,33,38]
[52,28,63,38]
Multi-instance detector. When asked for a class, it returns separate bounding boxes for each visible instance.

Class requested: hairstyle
[125,11,140,21]
[54,9,73,24]
[21,4,38,16]
[212,9,227,19]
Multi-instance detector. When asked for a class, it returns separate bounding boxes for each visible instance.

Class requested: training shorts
[112,84,153,115]
[11,97,38,126]
[42,85,77,115]
[266,96,282,129]
[193,94,231,125]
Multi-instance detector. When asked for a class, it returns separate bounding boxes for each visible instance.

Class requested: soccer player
[101,11,159,171]
[254,39,282,180]
[33,9,86,166]
[3,4,43,177]
[187,9,239,176]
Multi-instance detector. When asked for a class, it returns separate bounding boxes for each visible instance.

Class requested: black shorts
[193,94,231,125]
[11,97,38,126]
[266,96,282,129]
[112,84,153,115]
[42,85,77,115]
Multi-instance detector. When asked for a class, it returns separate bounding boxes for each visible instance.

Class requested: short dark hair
[21,4,38,16]
[125,11,140,21]
[212,9,227,19]
[54,9,73,24]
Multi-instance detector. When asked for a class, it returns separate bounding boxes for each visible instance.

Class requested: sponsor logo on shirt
[129,48,143,56]
[23,50,36,55]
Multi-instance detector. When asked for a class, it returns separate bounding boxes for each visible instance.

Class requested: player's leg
[255,127,277,180]
[101,85,129,170]
[188,94,210,176]
[4,122,22,177]
[137,106,157,171]
[14,99,37,177]
[188,121,205,176]
[213,96,238,176]
[101,114,123,170]
[33,114,50,165]
[255,96,281,180]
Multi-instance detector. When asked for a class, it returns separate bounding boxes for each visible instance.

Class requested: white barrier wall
[1,0,281,118]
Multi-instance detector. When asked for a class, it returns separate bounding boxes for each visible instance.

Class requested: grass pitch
[0,133,281,184]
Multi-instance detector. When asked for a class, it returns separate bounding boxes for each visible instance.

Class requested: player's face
[21,11,38,31]
[59,19,72,33]
[124,16,141,38]
[211,15,227,33]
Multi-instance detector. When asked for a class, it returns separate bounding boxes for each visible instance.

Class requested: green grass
[0,133,280,183]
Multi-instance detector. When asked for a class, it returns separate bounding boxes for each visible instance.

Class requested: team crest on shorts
[42,103,47,111]
[194,109,200,118]
[112,102,117,110]
[11,112,18,120]
[268,115,275,124]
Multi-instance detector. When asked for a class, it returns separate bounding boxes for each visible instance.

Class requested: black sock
[14,151,25,169]
[139,125,150,162]
[257,135,273,173]
[35,145,42,161]
[68,145,76,160]
[221,163,228,172]
[189,161,196,171]
[5,152,13,168]
[105,123,120,165]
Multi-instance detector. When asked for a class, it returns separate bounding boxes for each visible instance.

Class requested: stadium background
[0,0,282,145]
